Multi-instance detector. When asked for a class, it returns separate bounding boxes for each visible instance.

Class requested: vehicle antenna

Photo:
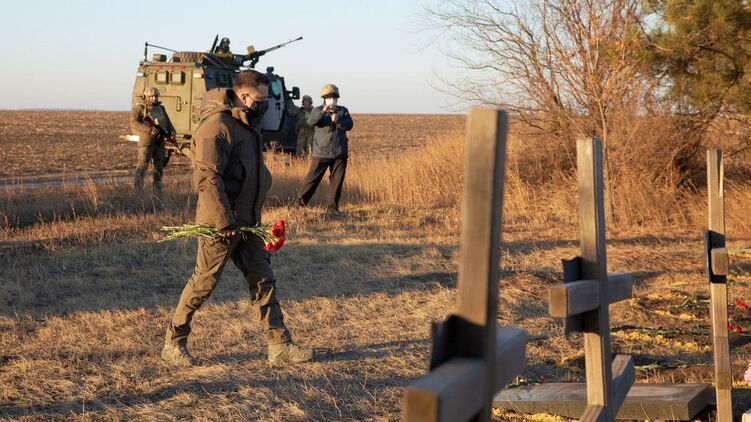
[145,42,178,53]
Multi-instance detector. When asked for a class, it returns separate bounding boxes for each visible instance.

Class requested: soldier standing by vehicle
[295,95,314,156]
[296,84,353,214]
[161,70,314,367]
[283,96,300,153]
[214,37,232,55]
[130,87,175,191]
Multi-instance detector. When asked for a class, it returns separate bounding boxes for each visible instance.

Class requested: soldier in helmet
[214,37,234,65]
[130,87,176,191]
[214,37,232,55]
[296,84,354,214]
[295,95,314,156]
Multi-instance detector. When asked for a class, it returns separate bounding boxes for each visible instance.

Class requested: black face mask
[247,99,269,118]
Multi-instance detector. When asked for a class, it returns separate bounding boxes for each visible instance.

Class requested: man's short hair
[233,70,270,91]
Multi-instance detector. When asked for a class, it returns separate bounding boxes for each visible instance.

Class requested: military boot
[161,342,198,367]
[268,342,314,365]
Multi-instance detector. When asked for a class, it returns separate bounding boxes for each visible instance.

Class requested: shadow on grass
[0,372,416,419]
[501,235,705,255]
[2,228,718,318]
[211,338,429,365]
[0,240,458,318]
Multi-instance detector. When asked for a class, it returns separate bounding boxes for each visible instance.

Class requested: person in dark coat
[161,71,313,367]
[296,84,354,214]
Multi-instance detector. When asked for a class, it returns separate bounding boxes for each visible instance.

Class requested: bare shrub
[422,0,723,222]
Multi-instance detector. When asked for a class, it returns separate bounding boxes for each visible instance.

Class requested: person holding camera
[296,84,354,214]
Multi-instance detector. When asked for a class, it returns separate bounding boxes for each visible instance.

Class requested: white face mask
[324,97,338,107]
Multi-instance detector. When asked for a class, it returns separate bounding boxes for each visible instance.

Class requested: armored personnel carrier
[123,36,303,161]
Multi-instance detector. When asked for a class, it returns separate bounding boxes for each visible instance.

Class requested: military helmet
[144,87,160,97]
[220,37,230,46]
[302,94,312,103]
[320,84,339,98]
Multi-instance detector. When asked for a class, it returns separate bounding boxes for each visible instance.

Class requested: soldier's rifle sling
[143,115,177,145]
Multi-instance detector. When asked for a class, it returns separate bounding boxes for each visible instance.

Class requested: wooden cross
[547,138,635,421]
[704,149,733,421]
[496,139,714,420]
[402,108,527,422]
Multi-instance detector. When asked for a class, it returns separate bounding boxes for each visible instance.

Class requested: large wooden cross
[547,138,635,421]
[704,149,733,421]
[402,108,527,422]
[495,139,714,420]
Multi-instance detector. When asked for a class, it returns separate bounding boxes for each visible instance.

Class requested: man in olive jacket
[296,84,354,213]
[130,87,175,191]
[162,71,313,367]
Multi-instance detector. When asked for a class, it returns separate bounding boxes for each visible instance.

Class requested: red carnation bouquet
[159,218,286,252]
[264,219,285,251]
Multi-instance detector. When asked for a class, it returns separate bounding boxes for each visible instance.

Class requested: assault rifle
[143,115,175,143]
[143,115,180,166]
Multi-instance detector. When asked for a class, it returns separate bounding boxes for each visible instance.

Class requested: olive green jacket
[191,88,271,230]
[130,100,175,147]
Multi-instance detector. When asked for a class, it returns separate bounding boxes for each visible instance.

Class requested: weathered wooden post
[704,148,733,421]
[402,108,527,422]
[549,138,635,421]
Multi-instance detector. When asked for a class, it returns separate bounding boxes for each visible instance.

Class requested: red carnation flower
[729,323,745,333]
[264,219,286,252]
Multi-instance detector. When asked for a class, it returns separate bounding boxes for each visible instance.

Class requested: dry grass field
[1,111,751,421]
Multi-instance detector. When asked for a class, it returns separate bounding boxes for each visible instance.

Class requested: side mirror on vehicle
[290,87,300,100]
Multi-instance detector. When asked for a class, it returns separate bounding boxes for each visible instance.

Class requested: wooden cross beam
[548,138,635,422]
[402,108,527,422]
[704,149,733,421]
[549,272,633,318]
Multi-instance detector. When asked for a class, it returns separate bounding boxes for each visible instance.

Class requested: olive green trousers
[166,235,292,346]
[296,132,313,156]
[134,143,165,190]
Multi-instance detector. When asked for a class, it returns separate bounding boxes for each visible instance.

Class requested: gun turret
[209,34,219,54]
[236,36,303,68]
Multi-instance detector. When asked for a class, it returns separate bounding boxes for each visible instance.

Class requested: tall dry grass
[2,126,749,237]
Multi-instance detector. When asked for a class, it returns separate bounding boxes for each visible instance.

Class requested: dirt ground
[1,111,750,421]
[0,111,463,177]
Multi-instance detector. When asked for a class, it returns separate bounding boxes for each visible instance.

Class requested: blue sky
[0,1,462,113]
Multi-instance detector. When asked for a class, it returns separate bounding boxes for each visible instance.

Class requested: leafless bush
[424,0,719,220]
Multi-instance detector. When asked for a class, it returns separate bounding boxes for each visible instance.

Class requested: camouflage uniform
[130,99,175,190]
[296,106,315,156]
[283,98,300,153]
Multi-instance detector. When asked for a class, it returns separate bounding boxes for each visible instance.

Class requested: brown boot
[268,342,314,365]
[161,342,198,367]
